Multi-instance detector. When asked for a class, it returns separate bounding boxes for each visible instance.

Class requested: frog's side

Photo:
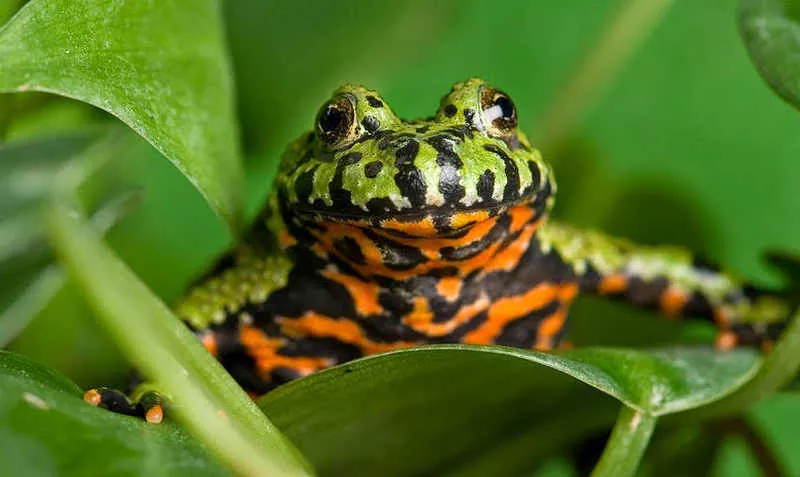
[164,78,790,395]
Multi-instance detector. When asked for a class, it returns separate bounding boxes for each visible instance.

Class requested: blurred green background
[3,0,800,475]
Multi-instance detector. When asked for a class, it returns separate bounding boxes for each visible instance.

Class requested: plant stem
[591,406,656,477]
[537,0,673,151]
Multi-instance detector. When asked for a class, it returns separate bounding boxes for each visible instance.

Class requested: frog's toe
[84,387,165,424]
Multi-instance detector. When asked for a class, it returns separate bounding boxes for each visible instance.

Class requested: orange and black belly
[194,185,588,394]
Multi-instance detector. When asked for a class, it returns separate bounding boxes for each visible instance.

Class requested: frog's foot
[714,322,787,353]
[84,387,165,424]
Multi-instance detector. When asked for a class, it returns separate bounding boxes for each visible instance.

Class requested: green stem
[591,406,657,477]
[537,0,673,151]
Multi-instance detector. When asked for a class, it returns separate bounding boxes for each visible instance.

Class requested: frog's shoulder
[175,195,293,330]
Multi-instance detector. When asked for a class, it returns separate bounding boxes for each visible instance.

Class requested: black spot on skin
[477,169,496,203]
[329,152,362,208]
[395,139,419,167]
[364,161,383,178]
[444,104,458,118]
[463,108,475,125]
[278,337,363,364]
[295,166,317,204]
[334,237,366,264]
[362,116,380,134]
[394,166,427,208]
[377,240,428,270]
[527,161,540,190]
[416,126,430,134]
[495,301,560,348]
[440,214,510,261]
[366,96,384,108]
[365,196,395,214]
[428,135,465,205]
[484,144,520,202]
[626,277,669,307]
[340,152,362,166]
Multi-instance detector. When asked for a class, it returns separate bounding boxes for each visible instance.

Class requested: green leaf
[739,0,800,110]
[259,345,760,476]
[0,350,232,476]
[684,307,800,418]
[0,131,138,346]
[44,197,311,476]
[0,0,244,231]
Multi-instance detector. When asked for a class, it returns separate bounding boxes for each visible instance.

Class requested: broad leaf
[0,350,230,476]
[740,0,800,110]
[259,344,760,477]
[0,0,244,231]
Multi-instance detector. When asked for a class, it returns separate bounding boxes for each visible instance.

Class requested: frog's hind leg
[538,221,795,350]
[84,386,165,424]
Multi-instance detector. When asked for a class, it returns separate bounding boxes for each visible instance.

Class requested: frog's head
[278,78,555,237]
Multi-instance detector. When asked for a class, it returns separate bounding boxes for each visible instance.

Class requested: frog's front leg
[538,221,792,349]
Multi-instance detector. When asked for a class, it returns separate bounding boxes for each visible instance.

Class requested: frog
[85,78,793,422]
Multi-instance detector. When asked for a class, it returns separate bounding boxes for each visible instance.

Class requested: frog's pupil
[494,95,514,119]
[319,107,344,133]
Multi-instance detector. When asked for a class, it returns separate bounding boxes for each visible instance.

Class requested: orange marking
[450,210,490,229]
[484,223,537,273]
[507,205,536,233]
[279,312,417,355]
[239,325,330,377]
[463,283,558,344]
[715,330,738,350]
[381,216,437,237]
[660,286,689,317]
[598,273,628,295]
[84,389,102,407]
[373,215,499,253]
[313,206,539,281]
[761,339,774,353]
[200,332,218,357]
[713,307,732,328]
[322,268,382,316]
[278,231,297,248]
[559,282,579,303]
[536,307,568,350]
[310,243,329,259]
[437,277,462,302]
[404,296,435,327]
[145,405,164,424]
[403,294,490,337]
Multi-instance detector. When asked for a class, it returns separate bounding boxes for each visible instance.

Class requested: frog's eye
[316,96,358,148]
[480,88,518,138]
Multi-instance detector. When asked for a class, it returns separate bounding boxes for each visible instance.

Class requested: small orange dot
[84,389,102,406]
[145,405,164,424]
[715,331,738,351]
[761,339,774,354]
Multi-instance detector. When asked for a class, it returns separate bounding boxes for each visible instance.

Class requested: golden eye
[316,96,358,148]
[480,87,518,138]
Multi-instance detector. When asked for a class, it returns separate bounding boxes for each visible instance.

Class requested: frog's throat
[288,202,546,281]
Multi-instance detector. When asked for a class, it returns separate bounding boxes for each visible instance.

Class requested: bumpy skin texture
[175,78,791,394]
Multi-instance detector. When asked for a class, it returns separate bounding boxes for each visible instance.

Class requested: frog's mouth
[290,192,543,238]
